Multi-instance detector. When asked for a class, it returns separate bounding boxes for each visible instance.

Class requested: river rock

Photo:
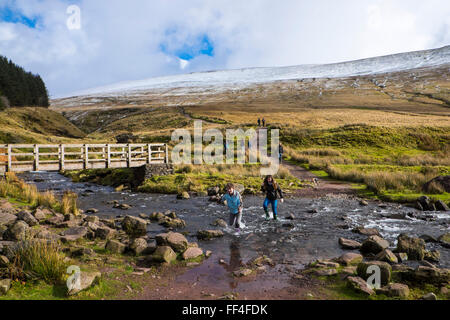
[105,239,126,254]
[424,250,440,263]
[420,234,438,243]
[182,247,203,260]
[375,249,398,264]
[67,271,101,296]
[4,220,30,241]
[418,196,434,211]
[151,246,177,263]
[155,232,188,253]
[86,208,99,214]
[422,292,437,300]
[312,260,340,268]
[60,226,88,242]
[197,230,224,240]
[357,261,392,285]
[347,276,375,296]
[0,211,16,226]
[35,229,60,241]
[0,279,11,295]
[359,199,368,206]
[233,268,253,277]
[336,253,363,266]
[340,266,357,278]
[395,252,408,263]
[399,266,450,285]
[435,200,449,211]
[376,283,410,298]
[212,219,227,227]
[0,200,14,211]
[396,233,425,260]
[33,207,52,221]
[129,237,149,255]
[0,255,9,267]
[207,186,220,196]
[95,226,116,240]
[338,238,361,250]
[438,233,450,248]
[16,210,38,227]
[150,212,165,221]
[122,216,147,237]
[159,217,186,229]
[46,213,64,226]
[360,235,389,255]
[177,192,190,200]
[314,268,338,276]
[85,215,99,224]
[352,227,381,236]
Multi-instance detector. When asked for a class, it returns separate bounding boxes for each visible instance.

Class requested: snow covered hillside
[62,45,449,98]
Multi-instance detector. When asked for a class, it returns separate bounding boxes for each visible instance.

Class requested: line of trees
[0,55,49,110]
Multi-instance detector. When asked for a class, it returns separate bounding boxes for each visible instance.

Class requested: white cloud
[0,0,448,97]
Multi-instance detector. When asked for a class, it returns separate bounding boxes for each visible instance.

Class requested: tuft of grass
[4,240,68,284]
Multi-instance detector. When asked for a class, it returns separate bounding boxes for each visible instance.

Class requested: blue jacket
[222,190,243,214]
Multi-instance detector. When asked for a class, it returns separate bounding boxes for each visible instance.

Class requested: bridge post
[165,144,169,164]
[60,144,65,171]
[147,144,151,164]
[106,144,111,168]
[34,144,39,171]
[127,144,131,167]
[7,145,11,172]
[84,144,88,169]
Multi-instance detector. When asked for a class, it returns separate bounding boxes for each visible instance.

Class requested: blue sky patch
[160,32,214,61]
[0,5,40,28]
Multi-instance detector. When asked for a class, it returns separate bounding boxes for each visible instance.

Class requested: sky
[0,0,449,98]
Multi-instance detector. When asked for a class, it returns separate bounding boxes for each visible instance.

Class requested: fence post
[60,144,65,171]
[106,144,111,168]
[84,144,89,169]
[165,144,169,164]
[147,144,151,164]
[7,145,11,172]
[34,144,39,171]
[127,144,131,167]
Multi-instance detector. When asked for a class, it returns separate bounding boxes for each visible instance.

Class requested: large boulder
[155,232,188,253]
[0,279,11,295]
[67,271,101,296]
[105,239,126,254]
[207,186,220,196]
[121,216,147,237]
[33,207,52,221]
[395,234,426,260]
[95,226,116,240]
[60,226,88,243]
[129,237,149,256]
[0,211,17,227]
[159,217,186,229]
[375,249,398,264]
[357,261,392,286]
[352,227,381,236]
[423,175,450,193]
[182,247,203,260]
[417,196,435,211]
[151,246,177,263]
[360,235,389,255]
[438,233,450,248]
[400,266,450,285]
[4,220,30,241]
[196,230,224,240]
[376,283,410,298]
[434,200,449,212]
[346,276,375,296]
[335,253,363,266]
[338,238,361,250]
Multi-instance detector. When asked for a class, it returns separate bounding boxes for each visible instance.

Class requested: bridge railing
[0,143,168,173]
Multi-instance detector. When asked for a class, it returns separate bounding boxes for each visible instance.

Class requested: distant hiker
[278,143,284,164]
[262,118,266,127]
[261,175,284,221]
[221,183,243,231]
[257,118,261,126]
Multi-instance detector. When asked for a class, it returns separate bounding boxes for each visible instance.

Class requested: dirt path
[283,162,356,198]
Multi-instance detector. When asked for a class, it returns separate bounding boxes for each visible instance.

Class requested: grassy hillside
[0,107,86,144]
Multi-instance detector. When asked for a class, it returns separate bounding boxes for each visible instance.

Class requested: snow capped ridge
[65,45,450,98]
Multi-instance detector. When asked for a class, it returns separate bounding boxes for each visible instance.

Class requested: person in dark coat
[261,175,284,221]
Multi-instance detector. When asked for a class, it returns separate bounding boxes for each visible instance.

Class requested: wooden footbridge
[0,143,168,173]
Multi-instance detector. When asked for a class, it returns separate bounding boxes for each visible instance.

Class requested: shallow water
[20,172,450,290]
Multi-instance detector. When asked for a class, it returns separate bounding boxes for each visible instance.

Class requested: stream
[20,171,450,292]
